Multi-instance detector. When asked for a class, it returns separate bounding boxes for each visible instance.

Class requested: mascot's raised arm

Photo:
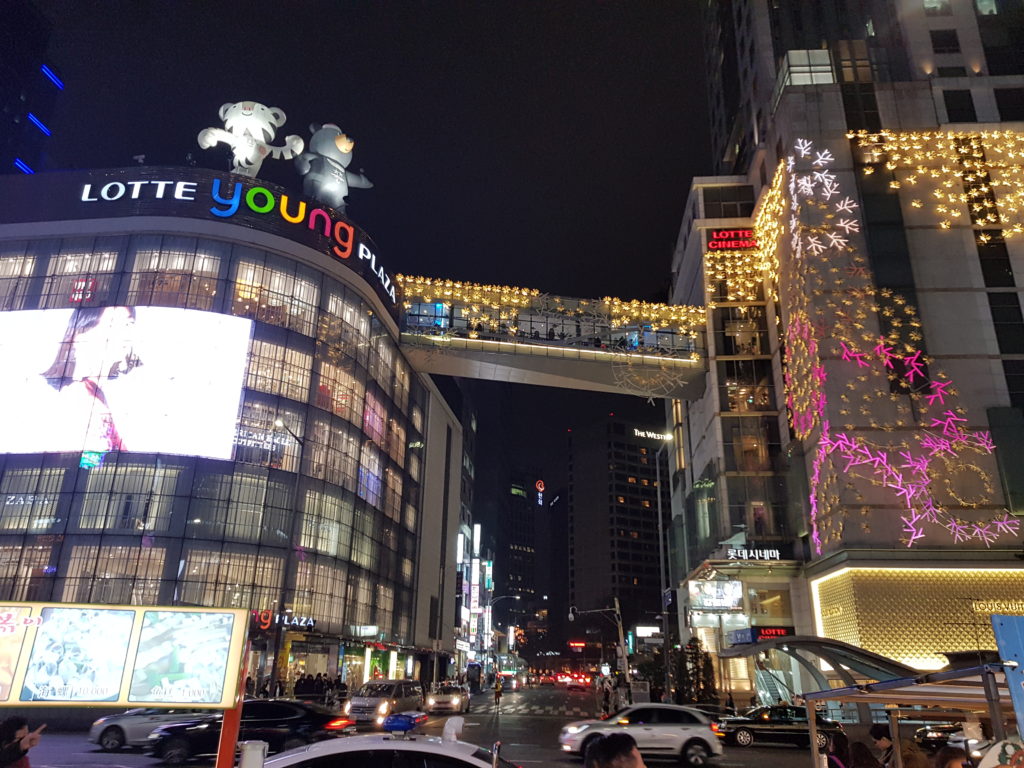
[295,123,373,213]
[198,101,304,178]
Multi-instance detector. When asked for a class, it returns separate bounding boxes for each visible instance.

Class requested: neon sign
[707,229,758,250]
[77,174,397,306]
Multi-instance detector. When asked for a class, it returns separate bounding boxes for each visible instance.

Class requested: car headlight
[565,725,589,734]
[427,697,436,706]
[92,718,106,727]
[343,701,352,715]
[452,696,460,706]
[378,702,390,715]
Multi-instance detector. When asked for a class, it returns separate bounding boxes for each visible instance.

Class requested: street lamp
[655,436,673,702]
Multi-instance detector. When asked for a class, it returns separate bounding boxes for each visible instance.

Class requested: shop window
[0,545,55,601]
[62,544,164,604]
[294,560,347,629]
[76,461,179,532]
[42,239,121,308]
[178,549,284,609]
[305,417,360,491]
[127,235,221,310]
[232,258,319,336]
[301,489,354,559]
[944,90,977,122]
[0,243,35,311]
[719,359,775,412]
[747,587,792,619]
[930,29,961,53]
[357,442,383,508]
[247,339,312,402]
[0,467,64,531]
[233,399,303,472]
[316,358,365,425]
[362,391,387,445]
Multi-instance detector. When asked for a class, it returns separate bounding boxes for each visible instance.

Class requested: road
[24,687,815,768]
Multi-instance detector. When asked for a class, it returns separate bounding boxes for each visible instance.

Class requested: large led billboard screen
[0,307,251,459]
[688,580,744,611]
[1,602,248,707]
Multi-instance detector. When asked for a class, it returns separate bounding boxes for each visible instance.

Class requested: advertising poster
[129,611,235,703]
[0,307,252,459]
[21,607,135,702]
[0,606,38,702]
[688,579,744,611]
[0,602,248,708]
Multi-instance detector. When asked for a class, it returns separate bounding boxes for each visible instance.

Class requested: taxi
[265,714,520,768]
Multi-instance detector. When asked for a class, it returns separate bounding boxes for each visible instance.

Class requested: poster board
[0,602,248,708]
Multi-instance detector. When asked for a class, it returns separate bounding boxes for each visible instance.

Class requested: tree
[674,636,718,704]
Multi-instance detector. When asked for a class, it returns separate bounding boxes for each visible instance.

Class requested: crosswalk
[464,699,596,718]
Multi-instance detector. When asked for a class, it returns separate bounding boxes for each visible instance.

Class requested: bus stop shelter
[801,664,1014,768]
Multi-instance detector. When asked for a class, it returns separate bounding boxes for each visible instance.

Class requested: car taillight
[325,718,354,731]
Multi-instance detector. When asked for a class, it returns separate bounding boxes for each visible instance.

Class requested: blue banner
[991,614,1024,740]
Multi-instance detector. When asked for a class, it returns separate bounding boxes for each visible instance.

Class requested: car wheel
[160,737,191,765]
[99,726,126,751]
[282,737,307,752]
[682,740,711,767]
[734,728,755,747]
[815,732,830,749]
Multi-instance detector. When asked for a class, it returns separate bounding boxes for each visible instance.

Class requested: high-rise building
[1,0,61,175]
[568,416,671,633]
[670,0,1024,700]
[0,167,464,690]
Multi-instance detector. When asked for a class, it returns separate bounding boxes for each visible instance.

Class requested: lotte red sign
[707,229,758,250]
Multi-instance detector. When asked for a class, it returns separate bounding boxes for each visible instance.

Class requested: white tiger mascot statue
[198,101,304,178]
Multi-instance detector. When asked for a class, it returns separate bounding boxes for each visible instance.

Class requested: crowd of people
[244,673,349,705]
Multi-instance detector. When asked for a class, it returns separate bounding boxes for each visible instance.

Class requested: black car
[914,723,960,753]
[719,705,844,749]
[147,699,352,764]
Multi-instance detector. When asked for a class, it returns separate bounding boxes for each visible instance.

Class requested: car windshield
[437,687,463,694]
[357,683,395,697]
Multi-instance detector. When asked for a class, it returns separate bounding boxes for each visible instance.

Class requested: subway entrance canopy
[0,167,708,401]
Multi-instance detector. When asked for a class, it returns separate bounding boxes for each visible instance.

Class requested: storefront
[810,565,1024,671]
[685,553,803,701]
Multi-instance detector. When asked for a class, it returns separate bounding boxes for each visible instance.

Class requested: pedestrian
[726,693,736,713]
[601,681,612,715]
[826,732,851,768]
[584,733,647,768]
[0,718,44,768]
[493,679,503,709]
[932,746,969,768]
[869,724,928,768]
[848,741,883,768]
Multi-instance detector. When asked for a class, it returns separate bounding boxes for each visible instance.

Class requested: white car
[264,715,517,768]
[559,704,724,766]
[427,684,471,714]
[88,708,207,750]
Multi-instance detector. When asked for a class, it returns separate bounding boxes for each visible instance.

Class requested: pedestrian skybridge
[395,275,708,400]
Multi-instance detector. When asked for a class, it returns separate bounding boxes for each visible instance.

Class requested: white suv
[559,704,724,766]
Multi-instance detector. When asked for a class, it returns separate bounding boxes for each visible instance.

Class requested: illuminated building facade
[671,0,1024,697]
[0,167,463,688]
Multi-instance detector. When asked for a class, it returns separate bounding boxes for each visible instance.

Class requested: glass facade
[0,232,426,652]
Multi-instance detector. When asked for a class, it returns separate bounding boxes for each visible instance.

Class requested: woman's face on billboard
[73,307,135,380]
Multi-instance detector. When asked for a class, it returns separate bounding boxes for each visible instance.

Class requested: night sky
[35,0,710,494]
